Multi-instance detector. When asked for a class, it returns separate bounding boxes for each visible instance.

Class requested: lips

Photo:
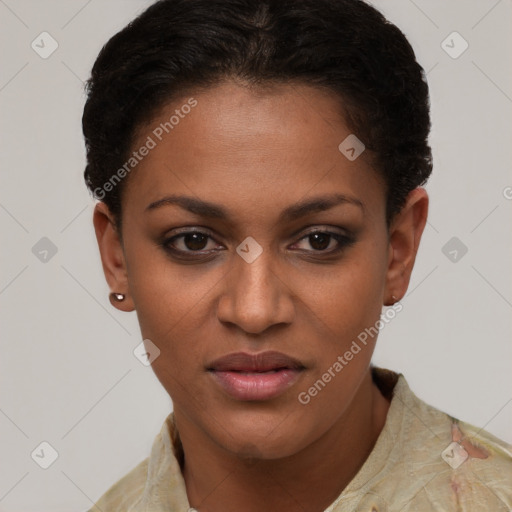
[207,351,305,401]
[207,351,305,373]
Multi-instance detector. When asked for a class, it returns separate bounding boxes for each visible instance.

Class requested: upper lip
[207,351,305,372]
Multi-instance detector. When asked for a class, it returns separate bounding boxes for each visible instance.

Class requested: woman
[83,0,512,510]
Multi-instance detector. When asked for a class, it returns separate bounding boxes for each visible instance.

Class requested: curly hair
[82,0,432,232]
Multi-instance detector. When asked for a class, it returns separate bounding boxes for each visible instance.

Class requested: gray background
[1,0,511,510]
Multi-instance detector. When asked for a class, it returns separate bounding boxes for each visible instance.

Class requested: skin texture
[93,81,429,512]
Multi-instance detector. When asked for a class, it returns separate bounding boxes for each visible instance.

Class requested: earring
[111,292,126,302]
[391,294,401,304]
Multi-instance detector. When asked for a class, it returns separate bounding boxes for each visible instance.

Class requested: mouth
[207,351,306,401]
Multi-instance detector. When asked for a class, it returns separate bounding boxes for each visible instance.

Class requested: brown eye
[308,232,332,251]
[293,231,351,252]
[182,232,208,251]
[163,231,221,254]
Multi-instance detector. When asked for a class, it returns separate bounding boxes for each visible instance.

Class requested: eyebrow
[145,193,364,222]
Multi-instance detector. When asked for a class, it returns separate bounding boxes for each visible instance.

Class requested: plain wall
[0,0,511,510]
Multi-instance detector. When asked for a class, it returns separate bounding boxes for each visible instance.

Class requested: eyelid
[162,225,354,258]
[297,224,349,234]
[164,228,223,250]
[291,228,354,250]
[166,225,216,236]
[291,224,352,241]
[165,224,350,242]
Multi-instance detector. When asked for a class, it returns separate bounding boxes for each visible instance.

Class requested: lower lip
[209,369,303,401]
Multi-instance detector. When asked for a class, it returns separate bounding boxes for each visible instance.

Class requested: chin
[228,436,305,462]
[210,410,313,461]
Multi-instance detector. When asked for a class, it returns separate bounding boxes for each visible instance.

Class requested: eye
[163,230,222,254]
[291,230,354,253]
[161,227,355,260]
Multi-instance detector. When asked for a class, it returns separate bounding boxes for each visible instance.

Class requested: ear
[92,202,135,312]
[383,187,429,306]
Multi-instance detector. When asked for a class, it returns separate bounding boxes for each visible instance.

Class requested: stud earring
[110,292,126,302]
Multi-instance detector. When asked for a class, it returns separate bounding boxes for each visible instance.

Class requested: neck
[177,369,390,512]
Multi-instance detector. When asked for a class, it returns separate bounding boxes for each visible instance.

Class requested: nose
[216,248,295,334]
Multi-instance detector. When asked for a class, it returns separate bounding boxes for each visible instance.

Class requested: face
[94,81,426,460]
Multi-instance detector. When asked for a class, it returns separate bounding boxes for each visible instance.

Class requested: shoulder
[335,369,512,511]
[441,416,512,509]
[388,373,512,510]
[397,403,512,511]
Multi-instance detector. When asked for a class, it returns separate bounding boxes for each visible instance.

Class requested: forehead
[122,81,384,221]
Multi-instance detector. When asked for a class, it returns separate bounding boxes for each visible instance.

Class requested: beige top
[88,368,512,511]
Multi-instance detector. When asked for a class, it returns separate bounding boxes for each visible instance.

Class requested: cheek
[133,277,212,409]
[299,248,387,347]
[125,235,218,338]
[293,256,386,428]
[124,247,221,393]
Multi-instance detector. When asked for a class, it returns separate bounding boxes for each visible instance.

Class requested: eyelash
[161,227,355,260]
